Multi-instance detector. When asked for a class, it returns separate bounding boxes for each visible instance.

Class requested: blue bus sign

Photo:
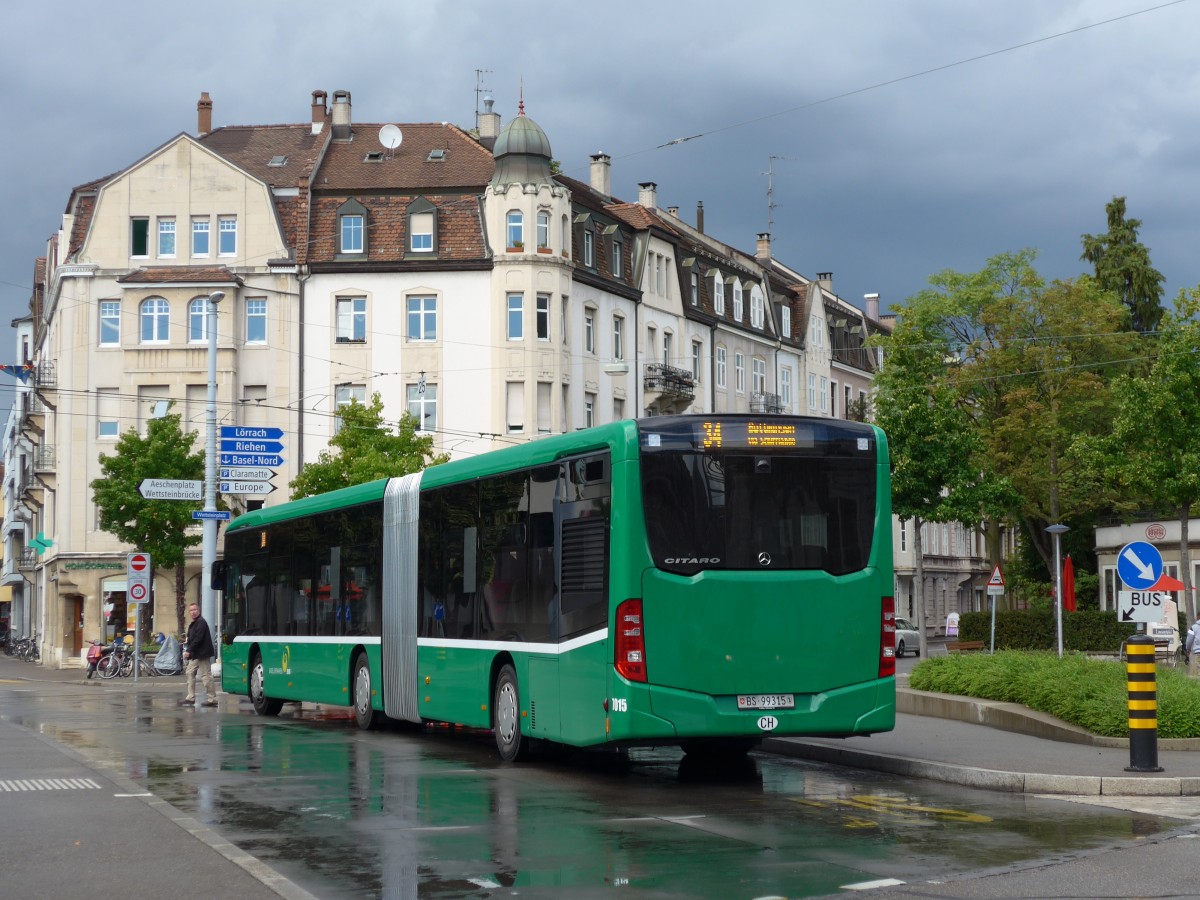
[192,510,232,521]
[219,453,285,468]
[1117,541,1163,590]
[220,439,284,454]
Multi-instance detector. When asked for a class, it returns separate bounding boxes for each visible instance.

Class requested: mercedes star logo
[758,552,772,566]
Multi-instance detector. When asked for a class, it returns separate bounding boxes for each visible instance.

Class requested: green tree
[1081,195,1165,334]
[872,304,1010,653]
[290,393,449,499]
[90,410,208,637]
[1105,288,1200,618]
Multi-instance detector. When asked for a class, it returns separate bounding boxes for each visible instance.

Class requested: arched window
[506,211,524,250]
[188,297,211,343]
[140,297,170,343]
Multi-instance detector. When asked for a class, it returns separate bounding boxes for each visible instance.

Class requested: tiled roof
[314,123,494,192]
[116,266,242,286]
[307,193,486,264]
[200,125,325,187]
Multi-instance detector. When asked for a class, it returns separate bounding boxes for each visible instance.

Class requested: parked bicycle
[8,633,40,662]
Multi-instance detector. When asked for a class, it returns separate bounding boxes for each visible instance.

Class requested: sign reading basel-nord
[219,427,285,487]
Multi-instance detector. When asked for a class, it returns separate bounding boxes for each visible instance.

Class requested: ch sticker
[757,715,779,731]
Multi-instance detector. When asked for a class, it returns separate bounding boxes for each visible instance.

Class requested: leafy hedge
[909,650,1200,738]
[957,609,1185,652]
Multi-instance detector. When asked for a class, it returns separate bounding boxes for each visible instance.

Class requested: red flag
[1062,555,1076,612]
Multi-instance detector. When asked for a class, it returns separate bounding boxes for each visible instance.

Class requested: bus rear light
[879,596,896,678]
[615,599,647,683]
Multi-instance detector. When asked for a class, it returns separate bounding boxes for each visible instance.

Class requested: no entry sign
[127,552,151,604]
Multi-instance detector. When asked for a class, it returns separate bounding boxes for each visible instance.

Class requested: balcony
[33,446,56,472]
[34,361,56,388]
[17,548,38,571]
[643,363,695,402]
[750,392,785,414]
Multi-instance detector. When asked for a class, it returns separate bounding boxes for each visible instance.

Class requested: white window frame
[536,211,550,250]
[506,211,523,249]
[334,384,366,434]
[732,282,743,321]
[407,383,437,432]
[716,346,727,389]
[691,341,702,380]
[97,387,119,439]
[584,310,595,353]
[713,274,725,315]
[752,357,766,394]
[192,218,210,257]
[735,351,745,394]
[218,216,237,256]
[409,211,433,253]
[245,298,267,344]
[99,301,121,347]
[750,286,764,328]
[809,373,817,409]
[820,376,829,413]
[188,297,211,344]
[407,295,437,341]
[780,367,792,406]
[781,304,791,338]
[341,214,364,254]
[158,218,176,258]
[583,229,594,267]
[507,293,524,340]
[536,294,551,341]
[336,296,367,343]
[140,297,170,344]
[612,316,624,360]
[612,239,623,278]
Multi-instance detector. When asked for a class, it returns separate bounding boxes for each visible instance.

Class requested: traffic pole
[1124,634,1163,772]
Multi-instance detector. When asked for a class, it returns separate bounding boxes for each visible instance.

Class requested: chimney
[590,153,612,196]
[864,292,880,321]
[331,90,352,141]
[817,272,833,291]
[667,206,679,217]
[197,92,213,136]
[478,95,501,149]
[756,232,771,261]
[696,201,705,234]
[311,90,328,134]
[638,182,658,210]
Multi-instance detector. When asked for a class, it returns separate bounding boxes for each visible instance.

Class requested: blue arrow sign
[220,439,284,454]
[192,510,232,521]
[220,426,284,440]
[220,452,285,468]
[1117,541,1163,590]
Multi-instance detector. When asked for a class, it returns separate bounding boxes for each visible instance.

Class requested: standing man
[180,602,218,707]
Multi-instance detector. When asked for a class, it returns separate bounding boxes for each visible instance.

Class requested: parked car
[894,617,921,658]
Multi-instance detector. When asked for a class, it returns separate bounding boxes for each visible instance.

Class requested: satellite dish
[379,124,403,151]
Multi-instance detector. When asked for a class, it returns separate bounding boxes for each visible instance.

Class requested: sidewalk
[764,683,1200,796]
[0,655,318,900]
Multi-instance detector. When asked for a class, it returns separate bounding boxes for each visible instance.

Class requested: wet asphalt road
[0,670,1186,900]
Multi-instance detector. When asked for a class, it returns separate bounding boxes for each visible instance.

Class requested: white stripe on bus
[230,630,608,654]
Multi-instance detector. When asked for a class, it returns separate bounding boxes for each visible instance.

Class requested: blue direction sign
[192,510,232,521]
[220,426,284,441]
[220,439,284,454]
[219,453,285,468]
[1117,541,1163,590]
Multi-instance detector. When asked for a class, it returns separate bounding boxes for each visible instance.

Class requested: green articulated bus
[218,414,896,760]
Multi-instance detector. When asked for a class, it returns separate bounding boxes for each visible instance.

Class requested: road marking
[0,778,101,791]
[841,878,906,891]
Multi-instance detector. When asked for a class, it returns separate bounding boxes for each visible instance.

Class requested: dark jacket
[185,615,215,660]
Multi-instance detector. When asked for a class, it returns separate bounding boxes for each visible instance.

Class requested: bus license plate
[737,694,794,710]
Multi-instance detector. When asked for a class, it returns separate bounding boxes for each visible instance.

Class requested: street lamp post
[202,291,224,649]
[1046,524,1070,657]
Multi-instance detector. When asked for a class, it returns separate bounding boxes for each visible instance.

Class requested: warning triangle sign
[988,565,1004,587]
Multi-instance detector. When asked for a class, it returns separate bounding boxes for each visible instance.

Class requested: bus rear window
[639,417,877,575]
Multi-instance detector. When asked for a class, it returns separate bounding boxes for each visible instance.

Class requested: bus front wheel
[249,652,283,717]
[353,652,379,730]
[493,664,530,762]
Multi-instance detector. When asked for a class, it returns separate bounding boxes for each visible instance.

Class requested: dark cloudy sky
[2,0,1196,399]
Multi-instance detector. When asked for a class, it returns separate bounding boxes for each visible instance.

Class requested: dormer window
[427,149,446,161]
[363,151,385,163]
[408,197,437,254]
[337,198,369,256]
[267,155,288,167]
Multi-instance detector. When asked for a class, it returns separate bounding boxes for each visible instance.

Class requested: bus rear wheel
[353,652,379,730]
[249,652,283,717]
[493,664,529,762]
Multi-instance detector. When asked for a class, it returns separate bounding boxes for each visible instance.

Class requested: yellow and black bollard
[1125,634,1164,773]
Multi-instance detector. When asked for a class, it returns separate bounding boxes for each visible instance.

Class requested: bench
[946,640,986,653]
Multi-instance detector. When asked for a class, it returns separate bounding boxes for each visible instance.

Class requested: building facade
[3,88,917,665]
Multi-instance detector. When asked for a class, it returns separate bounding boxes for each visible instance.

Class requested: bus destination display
[699,420,808,450]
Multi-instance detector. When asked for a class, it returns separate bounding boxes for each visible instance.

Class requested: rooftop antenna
[474,68,493,131]
[761,155,799,236]
[379,124,403,159]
